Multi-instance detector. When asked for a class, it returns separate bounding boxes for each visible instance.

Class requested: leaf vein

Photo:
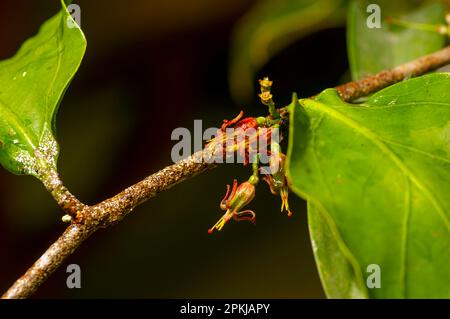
[303,99,450,232]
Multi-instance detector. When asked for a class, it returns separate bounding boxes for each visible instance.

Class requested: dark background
[0,0,348,298]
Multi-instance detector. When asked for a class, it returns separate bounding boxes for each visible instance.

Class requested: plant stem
[334,45,450,102]
[2,150,214,298]
[1,224,93,299]
[2,45,450,299]
[39,165,86,216]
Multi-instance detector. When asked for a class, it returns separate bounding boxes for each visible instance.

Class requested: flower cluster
[205,110,277,165]
[208,78,293,233]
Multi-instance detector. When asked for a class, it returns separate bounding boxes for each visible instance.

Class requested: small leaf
[229,0,348,103]
[347,0,446,80]
[286,73,450,298]
[0,0,86,179]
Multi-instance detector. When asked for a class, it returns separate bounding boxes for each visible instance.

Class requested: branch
[2,150,213,298]
[2,45,450,299]
[334,45,450,101]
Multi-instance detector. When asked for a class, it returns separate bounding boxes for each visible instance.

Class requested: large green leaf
[0,0,86,179]
[229,0,348,102]
[347,0,446,80]
[286,73,450,298]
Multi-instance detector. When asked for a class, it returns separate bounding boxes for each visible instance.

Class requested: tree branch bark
[2,150,213,299]
[2,45,450,299]
[334,45,450,101]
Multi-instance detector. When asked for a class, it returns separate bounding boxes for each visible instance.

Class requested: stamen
[208,212,231,234]
[281,188,293,217]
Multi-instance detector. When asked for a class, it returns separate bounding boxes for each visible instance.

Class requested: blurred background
[0,0,357,298]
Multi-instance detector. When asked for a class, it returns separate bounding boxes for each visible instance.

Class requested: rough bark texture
[3,151,214,298]
[334,46,450,101]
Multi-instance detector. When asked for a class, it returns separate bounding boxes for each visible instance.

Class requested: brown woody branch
[334,45,450,101]
[2,45,450,299]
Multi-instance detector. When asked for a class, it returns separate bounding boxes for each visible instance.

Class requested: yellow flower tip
[208,213,231,234]
[280,188,292,217]
[259,77,273,88]
[446,13,450,25]
[259,92,272,103]
[280,199,285,212]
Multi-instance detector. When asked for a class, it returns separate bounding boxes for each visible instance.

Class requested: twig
[2,224,93,299]
[2,45,450,299]
[334,45,450,101]
[39,166,87,216]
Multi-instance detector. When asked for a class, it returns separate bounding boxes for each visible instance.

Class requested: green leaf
[0,0,86,179]
[229,0,348,102]
[307,202,368,298]
[286,73,450,298]
[347,0,446,80]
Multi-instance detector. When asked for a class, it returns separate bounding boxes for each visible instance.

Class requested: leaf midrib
[44,14,64,139]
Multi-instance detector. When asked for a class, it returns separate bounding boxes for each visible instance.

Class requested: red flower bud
[206,111,265,166]
[208,179,256,234]
[235,117,259,131]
